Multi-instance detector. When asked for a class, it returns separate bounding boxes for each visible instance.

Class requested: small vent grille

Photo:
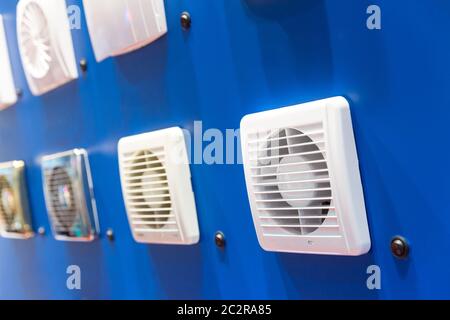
[0,161,33,239]
[241,97,371,255]
[118,127,200,245]
[19,2,52,79]
[42,149,98,241]
[44,166,77,235]
[248,124,340,238]
[121,147,179,234]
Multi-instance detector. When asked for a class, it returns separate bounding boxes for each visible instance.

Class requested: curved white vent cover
[118,127,199,245]
[240,97,370,256]
[83,0,168,62]
[0,16,17,109]
[42,149,99,241]
[17,0,78,96]
[0,161,34,239]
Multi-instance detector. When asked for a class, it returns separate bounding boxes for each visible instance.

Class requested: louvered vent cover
[118,127,199,245]
[42,149,99,241]
[241,97,371,256]
[0,161,34,239]
[82,0,168,62]
[0,15,18,109]
[17,0,78,96]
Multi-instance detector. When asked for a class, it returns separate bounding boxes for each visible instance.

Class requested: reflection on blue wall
[0,0,448,299]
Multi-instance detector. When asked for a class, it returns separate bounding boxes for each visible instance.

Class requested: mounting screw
[214,231,225,248]
[79,58,88,73]
[38,226,46,236]
[391,236,409,259]
[106,228,114,241]
[180,11,191,30]
[16,88,23,99]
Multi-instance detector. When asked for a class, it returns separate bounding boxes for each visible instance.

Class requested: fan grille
[248,125,339,236]
[19,1,52,79]
[121,148,179,234]
[45,166,78,235]
[0,176,16,231]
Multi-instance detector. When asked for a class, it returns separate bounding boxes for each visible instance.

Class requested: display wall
[0,0,448,299]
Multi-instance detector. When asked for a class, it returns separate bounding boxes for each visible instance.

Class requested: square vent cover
[83,0,168,62]
[0,15,17,109]
[17,0,78,96]
[118,127,199,245]
[0,161,33,239]
[42,149,99,241]
[240,97,371,256]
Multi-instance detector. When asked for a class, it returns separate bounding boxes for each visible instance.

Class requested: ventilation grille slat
[262,234,343,239]
[133,228,179,233]
[261,224,340,229]
[122,148,180,233]
[259,215,337,220]
[131,214,175,219]
[247,125,341,238]
[247,130,324,145]
[256,197,333,203]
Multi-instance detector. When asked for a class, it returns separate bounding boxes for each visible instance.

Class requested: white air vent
[118,127,199,245]
[0,161,33,239]
[42,149,99,241]
[0,16,17,109]
[83,0,168,62]
[240,97,371,256]
[17,0,78,96]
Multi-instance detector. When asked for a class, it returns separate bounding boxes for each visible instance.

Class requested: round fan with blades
[18,1,52,79]
[129,150,171,229]
[0,176,17,232]
[256,128,332,235]
[48,167,77,233]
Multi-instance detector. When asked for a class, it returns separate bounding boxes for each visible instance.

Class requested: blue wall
[0,0,448,299]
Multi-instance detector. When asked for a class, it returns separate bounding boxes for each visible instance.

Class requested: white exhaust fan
[0,15,17,109]
[83,0,168,62]
[42,149,99,241]
[240,97,371,256]
[118,127,199,245]
[0,161,34,239]
[17,0,78,96]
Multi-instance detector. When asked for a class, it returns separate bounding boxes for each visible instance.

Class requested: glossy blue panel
[0,0,447,299]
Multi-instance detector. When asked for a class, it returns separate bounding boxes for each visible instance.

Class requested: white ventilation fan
[0,161,34,239]
[0,16,17,109]
[83,0,168,62]
[42,149,99,242]
[17,0,78,96]
[240,97,371,256]
[118,127,199,245]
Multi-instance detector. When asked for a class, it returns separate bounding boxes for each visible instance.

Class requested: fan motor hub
[57,184,72,210]
[277,156,317,207]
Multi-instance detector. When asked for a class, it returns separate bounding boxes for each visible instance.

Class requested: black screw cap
[180,12,191,30]
[391,236,409,259]
[215,231,225,248]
